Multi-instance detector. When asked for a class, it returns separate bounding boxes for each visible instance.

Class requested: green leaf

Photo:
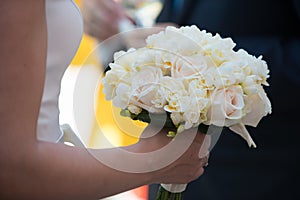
[167,131,176,137]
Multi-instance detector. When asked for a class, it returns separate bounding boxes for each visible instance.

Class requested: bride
[0,0,209,199]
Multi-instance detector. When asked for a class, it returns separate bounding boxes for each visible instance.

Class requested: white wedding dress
[37,0,83,142]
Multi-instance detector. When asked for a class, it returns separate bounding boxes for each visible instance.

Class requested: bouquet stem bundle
[156,186,184,200]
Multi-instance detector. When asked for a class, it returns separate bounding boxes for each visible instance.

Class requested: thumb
[198,134,211,158]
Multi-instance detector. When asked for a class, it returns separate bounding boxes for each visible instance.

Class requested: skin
[81,0,176,44]
[0,0,208,199]
[81,0,131,41]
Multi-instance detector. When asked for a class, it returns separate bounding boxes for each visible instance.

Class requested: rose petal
[242,86,272,127]
[229,123,257,148]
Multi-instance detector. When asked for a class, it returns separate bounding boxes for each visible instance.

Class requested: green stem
[156,185,184,200]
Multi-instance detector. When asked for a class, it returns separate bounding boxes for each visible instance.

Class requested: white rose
[228,85,271,148]
[171,53,207,78]
[130,66,164,113]
[206,85,245,127]
[229,123,257,148]
[242,85,272,127]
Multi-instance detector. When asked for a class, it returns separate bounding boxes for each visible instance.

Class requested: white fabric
[37,0,83,142]
[161,183,187,193]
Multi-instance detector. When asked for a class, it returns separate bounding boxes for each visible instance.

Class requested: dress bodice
[37,0,83,142]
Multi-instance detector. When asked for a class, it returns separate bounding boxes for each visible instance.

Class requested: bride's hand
[129,124,210,184]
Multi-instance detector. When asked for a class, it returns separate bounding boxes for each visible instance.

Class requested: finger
[190,132,210,156]
[199,155,209,167]
[193,167,204,181]
[100,0,128,20]
[155,22,180,28]
[83,19,111,41]
[199,134,211,158]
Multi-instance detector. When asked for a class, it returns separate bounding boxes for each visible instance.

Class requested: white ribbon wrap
[161,183,187,193]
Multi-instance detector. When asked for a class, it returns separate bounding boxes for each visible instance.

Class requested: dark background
[149,0,300,199]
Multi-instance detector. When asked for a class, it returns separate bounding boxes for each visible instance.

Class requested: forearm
[1,141,153,200]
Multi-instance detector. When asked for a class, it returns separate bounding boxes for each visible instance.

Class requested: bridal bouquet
[102,25,271,199]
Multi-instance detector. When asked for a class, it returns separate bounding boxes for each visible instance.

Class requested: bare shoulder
[0,0,46,39]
